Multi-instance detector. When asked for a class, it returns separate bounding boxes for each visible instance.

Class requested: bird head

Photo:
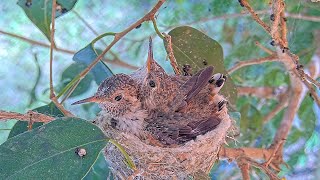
[72,74,141,118]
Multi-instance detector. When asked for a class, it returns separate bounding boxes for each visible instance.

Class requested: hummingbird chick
[140,37,215,113]
[72,74,148,137]
[144,112,222,146]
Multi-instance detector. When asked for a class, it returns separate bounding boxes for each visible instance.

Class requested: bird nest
[95,94,233,179]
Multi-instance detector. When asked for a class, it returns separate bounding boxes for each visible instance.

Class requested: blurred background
[0,0,319,179]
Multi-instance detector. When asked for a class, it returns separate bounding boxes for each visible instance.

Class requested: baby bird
[140,37,215,113]
[144,112,221,146]
[72,74,148,137]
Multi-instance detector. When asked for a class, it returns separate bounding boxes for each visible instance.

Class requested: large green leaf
[17,0,78,41]
[166,26,237,105]
[0,117,108,179]
[8,102,64,138]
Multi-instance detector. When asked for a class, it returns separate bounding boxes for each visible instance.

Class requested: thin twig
[0,30,74,54]
[305,73,320,88]
[241,0,271,34]
[241,157,280,180]
[0,30,138,70]
[255,41,274,55]
[48,0,74,117]
[280,6,288,47]
[72,10,138,70]
[67,0,166,97]
[285,13,320,23]
[0,110,54,123]
[49,0,57,99]
[237,86,278,99]
[237,159,250,180]
[163,33,181,75]
[228,55,278,74]
[264,140,285,168]
[263,97,288,123]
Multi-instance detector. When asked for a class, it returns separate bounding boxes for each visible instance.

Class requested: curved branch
[228,55,278,74]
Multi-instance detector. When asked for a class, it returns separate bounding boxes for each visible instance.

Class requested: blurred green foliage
[0,0,319,179]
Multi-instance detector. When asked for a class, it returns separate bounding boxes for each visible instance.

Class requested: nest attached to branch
[95,94,233,179]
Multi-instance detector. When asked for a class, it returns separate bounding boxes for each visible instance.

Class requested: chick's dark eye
[149,80,156,88]
[114,95,122,101]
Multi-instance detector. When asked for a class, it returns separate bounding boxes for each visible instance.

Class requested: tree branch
[48,0,74,117]
[237,86,287,99]
[0,30,138,70]
[237,159,250,180]
[67,0,166,97]
[285,13,320,23]
[0,110,54,123]
[72,10,138,71]
[228,55,278,74]
[219,146,272,160]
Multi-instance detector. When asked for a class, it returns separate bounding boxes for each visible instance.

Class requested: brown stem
[241,157,280,180]
[241,0,271,34]
[72,10,138,70]
[0,110,54,123]
[49,0,57,99]
[72,0,166,96]
[219,146,272,160]
[237,86,278,99]
[237,159,250,180]
[285,13,320,23]
[255,41,275,55]
[163,33,181,75]
[228,55,278,74]
[0,30,74,54]
[263,96,288,123]
[0,30,138,70]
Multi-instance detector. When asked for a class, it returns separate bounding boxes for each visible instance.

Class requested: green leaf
[58,63,94,97]
[8,102,64,138]
[0,117,108,179]
[73,43,114,84]
[17,0,78,41]
[166,26,237,105]
[83,152,112,180]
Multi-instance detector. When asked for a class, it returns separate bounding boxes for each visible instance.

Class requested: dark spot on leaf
[270,14,275,21]
[208,8,211,12]
[202,59,208,66]
[182,64,192,76]
[135,24,142,29]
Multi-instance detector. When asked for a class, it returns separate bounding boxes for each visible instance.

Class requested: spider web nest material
[95,94,234,179]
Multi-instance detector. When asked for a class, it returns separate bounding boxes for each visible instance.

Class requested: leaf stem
[109,139,136,170]
[151,17,165,39]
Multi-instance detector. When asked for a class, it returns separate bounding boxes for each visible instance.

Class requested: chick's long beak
[71,96,101,105]
[146,37,154,74]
